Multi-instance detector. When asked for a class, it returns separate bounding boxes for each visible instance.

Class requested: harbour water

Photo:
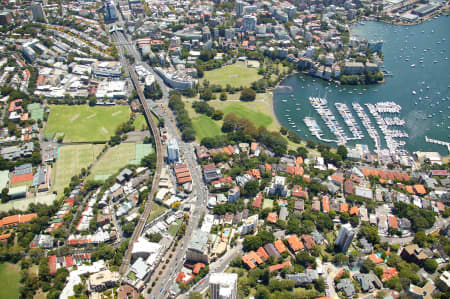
[273,16,450,155]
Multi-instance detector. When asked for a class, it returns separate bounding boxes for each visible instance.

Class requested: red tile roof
[274,240,287,254]
[286,235,304,252]
[382,267,398,281]
[256,247,269,261]
[368,254,384,264]
[301,234,316,250]
[267,212,278,223]
[193,263,205,275]
[48,255,57,274]
[292,185,303,198]
[0,233,11,241]
[268,261,291,273]
[286,164,295,175]
[340,203,349,213]
[414,184,426,195]
[242,251,263,269]
[388,216,398,229]
[65,256,74,268]
[253,193,263,208]
[322,196,330,213]
[349,206,359,216]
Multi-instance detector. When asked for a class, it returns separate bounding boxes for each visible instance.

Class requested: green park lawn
[263,198,274,209]
[191,114,222,141]
[149,202,167,222]
[202,61,262,88]
[52,144,104,197]
[133,114,148,131]
[89,143,136,180]
[44,105,130,142]
[221,103,273,128]
[0,263,21,299]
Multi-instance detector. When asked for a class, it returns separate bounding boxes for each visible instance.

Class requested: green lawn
[202,61,262,88]
[0,263,21,299]
[52,144,103,197]
[168,219,182,237]
[10,180,33,188]
[192,114,222,141]
[221,103,273,128]
[44,105,130,142]
[149,202,167,222]
[89,143,136,180]
[133,114,148,131]
[263,198,274,209]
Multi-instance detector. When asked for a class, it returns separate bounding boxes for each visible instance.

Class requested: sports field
[202,61,262,88]
[90,143,136,179]
[0,263,21,299]
[44,105,130,142]
[222,103,273,128]
[0,194,56,212]
[52,144,104,196]
[191,115,222,141]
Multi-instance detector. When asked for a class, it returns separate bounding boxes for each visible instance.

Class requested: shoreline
[270,14,448,155]
[359,7,449,27]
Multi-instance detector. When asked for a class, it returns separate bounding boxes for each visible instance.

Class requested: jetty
[425,136,450,154]
[352,103,381,152]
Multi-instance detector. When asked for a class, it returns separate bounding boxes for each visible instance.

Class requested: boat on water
[411,64,416,68]
[412,90,417,95]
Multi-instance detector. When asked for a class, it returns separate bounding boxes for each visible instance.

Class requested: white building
[238,214,258,235]
[209,272,238,299]
[167,138,179,163]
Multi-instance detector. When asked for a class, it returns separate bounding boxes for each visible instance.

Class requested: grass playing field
[52,144,104,197]
[191,114,222,141]
[221,103,273,128]
[0,263,21,299]
[44,105,130,142]
[202,61,262,88]
[89,143,136,180]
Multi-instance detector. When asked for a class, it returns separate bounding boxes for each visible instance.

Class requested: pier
[425,136,450,154]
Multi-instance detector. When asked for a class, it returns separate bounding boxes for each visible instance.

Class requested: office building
[209,272,238,299]
[0,11,12,25]
[242,15,257,32]
[335,223,355,253]
[167,138,179,163]
[186,230,209,263]
[236,1,246,17]
[105,0,116,23]
[31,2,47,23]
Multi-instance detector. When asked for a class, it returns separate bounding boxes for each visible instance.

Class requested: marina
[309,97,346,144]
[352,103,381,152]
[334,102,365,140]
[273,17,450,155]
[366,103,408,152]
